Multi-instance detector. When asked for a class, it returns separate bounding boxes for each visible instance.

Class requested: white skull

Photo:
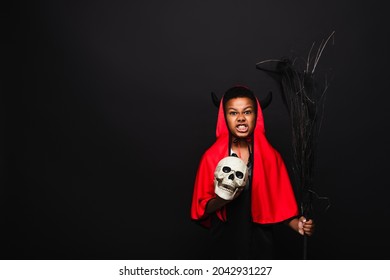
[214,156,248,200]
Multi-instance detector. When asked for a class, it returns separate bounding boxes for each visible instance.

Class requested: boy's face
[224,97,256,139]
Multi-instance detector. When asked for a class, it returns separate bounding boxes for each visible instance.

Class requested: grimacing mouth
[235,124,249,133]
[236,124,247,128]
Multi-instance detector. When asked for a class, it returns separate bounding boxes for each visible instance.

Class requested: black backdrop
[2,1,389,260]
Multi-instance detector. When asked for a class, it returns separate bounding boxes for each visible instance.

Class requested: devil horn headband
[210,91,273,110]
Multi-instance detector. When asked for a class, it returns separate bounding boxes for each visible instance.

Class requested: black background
[2,1,389,260]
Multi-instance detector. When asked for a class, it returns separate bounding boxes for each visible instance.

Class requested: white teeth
[237,125,248,132]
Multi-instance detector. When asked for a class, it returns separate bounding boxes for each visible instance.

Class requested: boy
[191,85,314,259]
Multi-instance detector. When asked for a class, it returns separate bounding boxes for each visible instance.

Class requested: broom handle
[303,234,308,260]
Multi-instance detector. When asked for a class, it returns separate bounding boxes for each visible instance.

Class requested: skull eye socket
[235,171,244,179]
[222,166,231,173]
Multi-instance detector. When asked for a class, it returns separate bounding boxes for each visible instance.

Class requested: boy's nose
[238,114,245,120]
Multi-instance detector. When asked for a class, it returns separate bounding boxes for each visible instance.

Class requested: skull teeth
[219,185,235,193]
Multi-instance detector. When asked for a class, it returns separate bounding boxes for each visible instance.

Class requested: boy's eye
[229,112,237,116]
[244,110,252,115]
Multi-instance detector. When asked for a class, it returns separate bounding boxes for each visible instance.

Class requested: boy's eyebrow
[226,106,254,111]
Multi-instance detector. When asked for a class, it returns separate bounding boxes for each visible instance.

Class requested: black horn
[211,92,220,108]
[260,91,272,110]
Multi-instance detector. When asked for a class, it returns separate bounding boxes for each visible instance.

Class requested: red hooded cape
[191,96,298,228]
